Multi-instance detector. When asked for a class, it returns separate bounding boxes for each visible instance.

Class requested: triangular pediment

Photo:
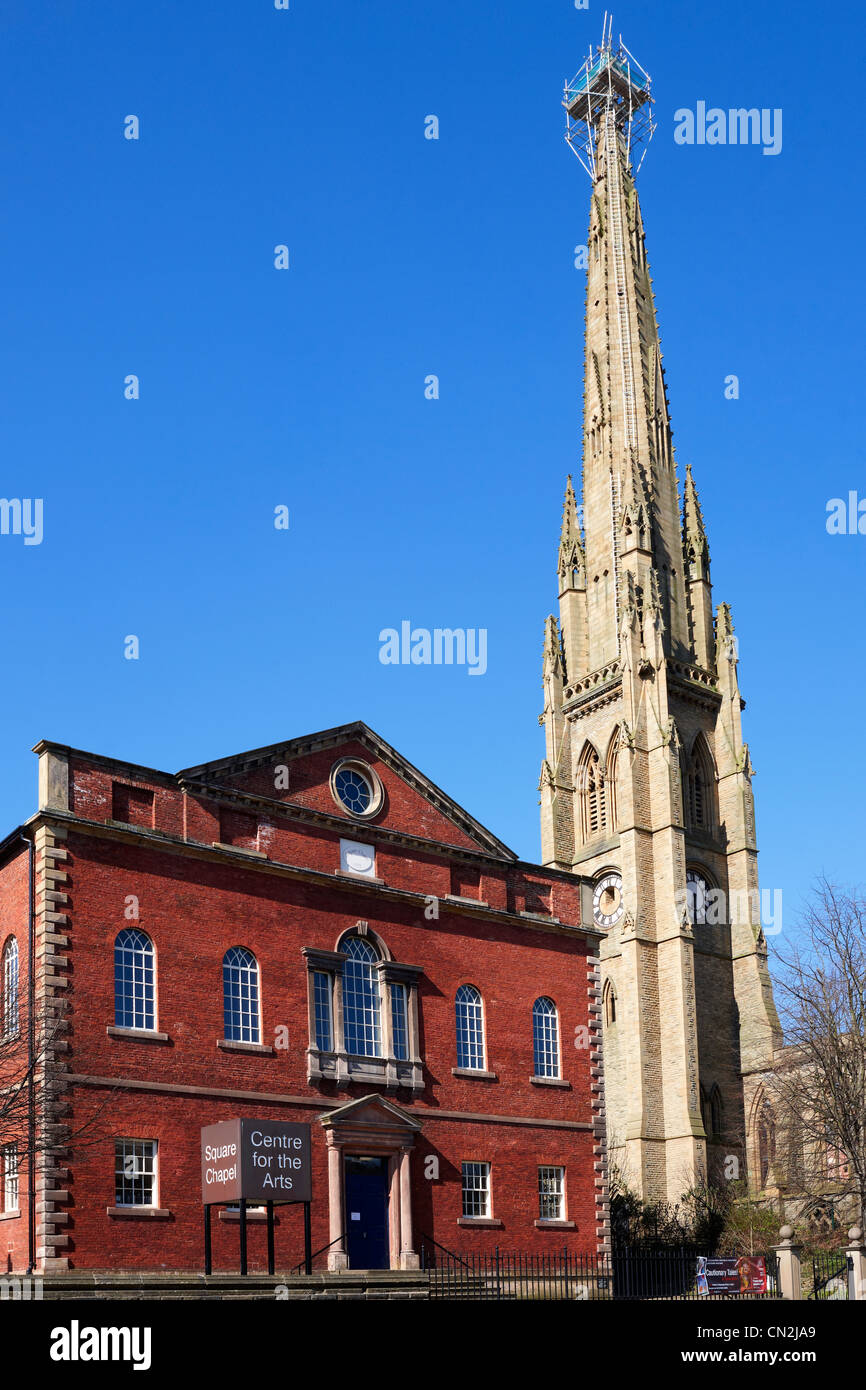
[319,1093,422,1134]
[178,721,516,859]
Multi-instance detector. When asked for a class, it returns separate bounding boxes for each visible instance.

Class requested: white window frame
[532,997,561,1079]
[2,1144,19,1213]
[455,984,486,1071]
[114,928,156,1031]
[538,1165,565,1221]
[114,1138,158,1208]
[461,1160,491,1218]
[222,946,262,1044]
[2,937,19,1040]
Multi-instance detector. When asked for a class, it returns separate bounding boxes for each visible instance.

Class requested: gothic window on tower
[710,1085,723,1141]
[578,743,611,843]
[685,735,716,835]
[602,979,617,1027]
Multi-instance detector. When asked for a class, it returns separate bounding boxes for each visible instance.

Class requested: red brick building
[0,722,607,1274]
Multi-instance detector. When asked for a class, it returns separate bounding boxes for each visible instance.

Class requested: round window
[334,766,372,815]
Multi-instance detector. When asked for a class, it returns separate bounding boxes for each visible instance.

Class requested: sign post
[201,1118,312,1276]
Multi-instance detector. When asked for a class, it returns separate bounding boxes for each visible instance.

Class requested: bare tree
[1,990,107,1167]
[770,879,866,1231]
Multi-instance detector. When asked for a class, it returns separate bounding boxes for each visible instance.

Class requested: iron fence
[809,1250,850,1300]
[419,1239,781,1301]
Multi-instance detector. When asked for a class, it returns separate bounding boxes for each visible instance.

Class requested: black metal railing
[809,1251,850,1300]
[419,1241,782,1301]
[289,1231,348,1275]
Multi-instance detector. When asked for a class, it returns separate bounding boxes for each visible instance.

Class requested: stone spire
[540,32,782,1205]
[575,115,689,671]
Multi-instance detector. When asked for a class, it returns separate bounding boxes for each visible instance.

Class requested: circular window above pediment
[329,758,384,820]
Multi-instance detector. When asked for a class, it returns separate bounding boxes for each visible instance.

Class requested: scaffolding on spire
[563,13,655,179]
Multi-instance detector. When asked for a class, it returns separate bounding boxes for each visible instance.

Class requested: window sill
[212,842,267,858]
[451,1067,497,1081]
[535,1219,575,1230]
[458,1217,502,1228]
[217,1039,275,1055]
[334,870,384,884]
[530,1076,571,1089]
[219,1208,269,1223]
[107,1207,170,1219]
[519,911,561,924]
[444,894,489,908]
[106,1026,170,1044]
[0,1209,21,1222]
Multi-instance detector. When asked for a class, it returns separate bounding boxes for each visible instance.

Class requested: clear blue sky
[0,0,862,934]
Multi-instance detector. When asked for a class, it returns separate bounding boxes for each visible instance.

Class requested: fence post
[846,1227,865,1301]
[773,1225,802,1300]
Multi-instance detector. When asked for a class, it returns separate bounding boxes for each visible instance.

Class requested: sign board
[201,1119,312,1205]
[696,1256,767,1297]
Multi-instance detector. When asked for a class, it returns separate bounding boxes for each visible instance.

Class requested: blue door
[345,1156,389,1269]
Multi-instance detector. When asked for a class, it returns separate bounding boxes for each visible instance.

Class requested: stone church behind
[539,36,782,1205]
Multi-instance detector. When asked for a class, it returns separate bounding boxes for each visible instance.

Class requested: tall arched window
[710,1085,723,1141]
[222,946,261,1044]
[578,743,607,841]
[114,929,155,1031]
[532,997,560,1078]
[455,984,485,1071]
[605,732,619,835]
[685,735,716,833]
[602,978,617,1027]
[341,934,381,1057]
[1,937,19,1039]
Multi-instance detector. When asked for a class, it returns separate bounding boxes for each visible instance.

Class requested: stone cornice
[33,721,518,863]
[24,811,602,941]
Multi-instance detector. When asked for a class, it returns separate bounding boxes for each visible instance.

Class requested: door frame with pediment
[320,1094,422,1270]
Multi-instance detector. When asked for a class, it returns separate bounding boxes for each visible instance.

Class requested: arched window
[114,929,155,1031]
[685,735,716,833]
[340,934,381,1057]
[578,743,607,841]
[605,731,620,834]
[455,984,485,1071]
[602,978,617,1027]
[1,938,19,1039]
[222,946,261,1044]
[710,1085,723,1141]
[532,997,560,1078]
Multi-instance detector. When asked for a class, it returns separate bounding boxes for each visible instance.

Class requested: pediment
[178,721,515,859]
[319,1093,422,1135]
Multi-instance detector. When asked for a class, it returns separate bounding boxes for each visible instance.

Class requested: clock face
[686,870,709,925]
[593,872,624,928]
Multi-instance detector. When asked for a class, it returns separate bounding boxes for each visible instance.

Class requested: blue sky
[0,0,862,934]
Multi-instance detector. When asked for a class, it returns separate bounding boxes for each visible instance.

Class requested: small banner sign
[201,1119,312,1205]
[696,1255,768,1296]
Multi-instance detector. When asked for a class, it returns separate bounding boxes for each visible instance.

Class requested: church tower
[540,26,781,1203]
